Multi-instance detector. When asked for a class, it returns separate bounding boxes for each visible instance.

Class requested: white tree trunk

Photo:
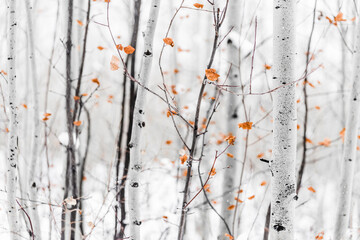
[270,0,297,239]
[7,0,21,239]
[334,16,360,240]
[219,0,241,239]
[24,0,41,239]
[128,0,161,239]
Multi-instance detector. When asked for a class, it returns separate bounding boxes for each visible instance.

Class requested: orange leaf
[297,124,300,130]
[124,45,135,54]
[248,195,255,200]
[1,70,7,75]
[162,216,168,219]
[110,55,120,71]
[315,106,320,110]
[227,205,235,210]
[116,44,123,50]
[340,128,345,142]
[225,233,234,240]
[238,122,253,130]
[22,104,28,109]
[92,78,100,85]
[257,153,264,158]
[82,176,87,181]
[74,96,80,101]
[224,135,236,145]
[308,186,316,193]
[165,140,172,145]
[42,117,49,121]
[234,197,243,203]
[5,128,9,133]
[76,20,84,26]
[227,153,234,158]
[325,16,333,24]
[73,121,82,126]
[334,12,346,22]
[260,181,267,186]
[44,113,52,117]
[210,168,216,176]
[204,184,211,193]
[264,64,272,70]
[180,154,188,164]
[205,68,220,81]
[97,46,105,50]
[318,138,331,147]
[305,138,313,144]
[193,3,204,8]
[163,38,174,47]
[81,93,88,96]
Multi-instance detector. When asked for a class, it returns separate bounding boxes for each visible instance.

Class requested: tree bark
[127,1,161,239]
[24,0,41,238]
[7,0,21,239]
[334,15,360,240]
[270,0,297,239]
[61,0,78,239]
[219,0,241,238]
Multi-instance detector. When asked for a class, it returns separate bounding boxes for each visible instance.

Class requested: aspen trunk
[127,0,161,239]
[7,0,21,239]
[24,0,41,238]
[270,0,297,239]
[334,15,360,240]
[219,0,241,238]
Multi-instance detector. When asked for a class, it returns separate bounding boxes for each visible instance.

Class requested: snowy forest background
[0,0,358,239]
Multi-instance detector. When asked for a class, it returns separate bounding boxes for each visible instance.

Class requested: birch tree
[61,0,79,239]
[127,0,161,239]
[270,0,297,239]
[24,0,41,238]
[334,13,360,240]
[6,0,21,239]
[219,0,241,238]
